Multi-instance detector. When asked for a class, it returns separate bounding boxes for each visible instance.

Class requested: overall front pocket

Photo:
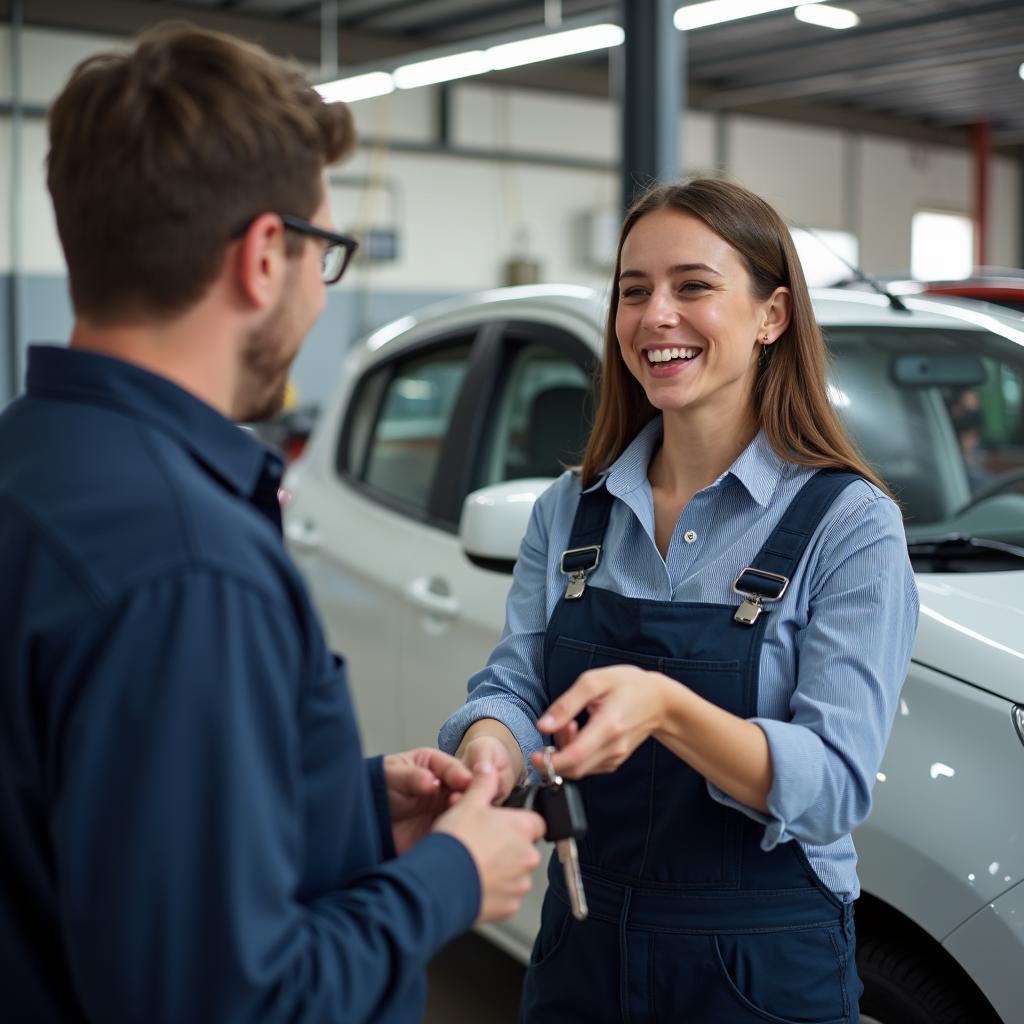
[546,635,746,886]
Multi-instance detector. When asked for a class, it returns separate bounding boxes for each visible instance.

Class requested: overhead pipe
[972,120,991,270]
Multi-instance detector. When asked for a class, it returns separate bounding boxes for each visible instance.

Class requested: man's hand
[383,747,473,855]
[434,763,546,923]
[533,665,669,778]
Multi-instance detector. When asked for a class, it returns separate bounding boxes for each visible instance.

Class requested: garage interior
[2,3,1023,1023]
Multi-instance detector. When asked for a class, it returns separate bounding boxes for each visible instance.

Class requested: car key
[537,746,588,921]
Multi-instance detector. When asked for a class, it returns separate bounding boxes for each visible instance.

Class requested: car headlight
[1014,705,1024,748]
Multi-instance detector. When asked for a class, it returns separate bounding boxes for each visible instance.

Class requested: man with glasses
[0,24,544,1024]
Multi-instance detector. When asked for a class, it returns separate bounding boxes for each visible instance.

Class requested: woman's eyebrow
[618,262,722,281]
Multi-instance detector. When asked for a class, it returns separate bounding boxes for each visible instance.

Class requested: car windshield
[826,325,1024,566]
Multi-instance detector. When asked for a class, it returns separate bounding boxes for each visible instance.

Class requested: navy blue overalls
[521,470,863,1024]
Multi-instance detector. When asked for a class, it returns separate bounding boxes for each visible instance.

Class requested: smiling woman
[442,177,920,1024]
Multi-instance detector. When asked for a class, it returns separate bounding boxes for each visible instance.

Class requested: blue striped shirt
[440,418,919,898]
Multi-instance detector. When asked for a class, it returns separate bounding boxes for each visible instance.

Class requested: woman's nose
[641,288,680,329]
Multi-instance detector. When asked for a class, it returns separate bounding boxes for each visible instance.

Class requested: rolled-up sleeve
[438,488,557,767]
[709,492,919,849]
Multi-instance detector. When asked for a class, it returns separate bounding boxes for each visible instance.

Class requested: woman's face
[615,207,785,421]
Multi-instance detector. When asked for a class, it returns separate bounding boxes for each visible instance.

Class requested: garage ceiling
[8,0,1024,153]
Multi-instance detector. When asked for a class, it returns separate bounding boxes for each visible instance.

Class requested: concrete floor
[425,933,525,1023]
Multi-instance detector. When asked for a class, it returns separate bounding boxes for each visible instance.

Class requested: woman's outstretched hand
[532,665,669,778]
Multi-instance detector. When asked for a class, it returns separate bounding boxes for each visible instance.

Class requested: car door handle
[406,577,460,620]
[285,518,321,552]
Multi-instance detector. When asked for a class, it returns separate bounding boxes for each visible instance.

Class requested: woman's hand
[458,735,519,803]
[532,665,670,778]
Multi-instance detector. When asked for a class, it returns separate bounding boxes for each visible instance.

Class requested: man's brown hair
[47,23,355,323]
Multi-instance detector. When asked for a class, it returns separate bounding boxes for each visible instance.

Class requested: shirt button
[684,529,697,544]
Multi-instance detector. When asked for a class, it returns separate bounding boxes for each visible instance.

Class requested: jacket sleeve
[50,568,479,1023]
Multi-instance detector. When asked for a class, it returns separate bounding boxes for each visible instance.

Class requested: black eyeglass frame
[232,213,359,285]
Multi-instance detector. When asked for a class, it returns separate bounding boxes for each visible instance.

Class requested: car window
[349,343,472,512]
[475,342,592,487]
[826,325,1024,548]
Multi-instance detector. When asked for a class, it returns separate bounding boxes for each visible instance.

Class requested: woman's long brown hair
[580,178,891,496]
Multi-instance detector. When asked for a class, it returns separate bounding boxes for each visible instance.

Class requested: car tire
[857,933,999,1024]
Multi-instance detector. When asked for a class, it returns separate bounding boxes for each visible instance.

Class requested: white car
[284,285,1024,1024]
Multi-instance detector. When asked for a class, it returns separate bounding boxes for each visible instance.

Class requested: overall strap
[559,483,615,598]
[733,469,862,624]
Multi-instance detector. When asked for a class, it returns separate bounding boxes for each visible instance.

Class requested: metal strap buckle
[731,567,790,625]
[560,545,601,600]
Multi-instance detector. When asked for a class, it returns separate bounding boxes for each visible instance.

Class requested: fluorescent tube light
[393,51,490,89]
[674,0,803,31]
[318,19,627,96]
[794,4,860,29]
[487,23,624,70]
[316,71,395,104]
[1019,62,1024,81]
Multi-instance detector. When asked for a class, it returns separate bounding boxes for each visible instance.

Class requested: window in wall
[790,228,859,288]
[911,211,974,281]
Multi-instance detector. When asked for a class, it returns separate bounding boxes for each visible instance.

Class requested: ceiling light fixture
[487,23,625,70]
[674,1,804,31]
[316,21,625,100]
[794,4,860,30]
[393,51,491,89]
[1018,62,1024,81]
[316,71,394,103]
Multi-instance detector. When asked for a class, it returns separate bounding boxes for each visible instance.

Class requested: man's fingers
[463,761,500,805]
[517,810,547,844]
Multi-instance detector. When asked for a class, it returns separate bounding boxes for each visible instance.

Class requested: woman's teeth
[646,347,699,364]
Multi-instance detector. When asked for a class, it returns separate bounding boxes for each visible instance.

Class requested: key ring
[542,745,563,786]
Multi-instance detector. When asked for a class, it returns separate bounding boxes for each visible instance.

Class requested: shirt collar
[25,345,280,498]
[586,415,788,508]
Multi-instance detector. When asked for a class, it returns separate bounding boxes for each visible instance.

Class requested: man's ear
[234,213,287,310]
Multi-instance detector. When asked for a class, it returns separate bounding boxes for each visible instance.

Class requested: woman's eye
[679,281,710,293]
[620,286,648,299]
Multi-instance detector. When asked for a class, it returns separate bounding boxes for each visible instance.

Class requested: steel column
[619,0,682,213]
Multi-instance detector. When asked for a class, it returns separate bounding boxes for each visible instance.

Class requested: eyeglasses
[232,213,359,285]
[278,214,359,285]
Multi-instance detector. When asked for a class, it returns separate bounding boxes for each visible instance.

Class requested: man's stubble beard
[235,286,301,424]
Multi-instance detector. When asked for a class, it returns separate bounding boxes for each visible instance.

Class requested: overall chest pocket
[546,635,748,886]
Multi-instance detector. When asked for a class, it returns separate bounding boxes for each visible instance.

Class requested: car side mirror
[459,479,554,574]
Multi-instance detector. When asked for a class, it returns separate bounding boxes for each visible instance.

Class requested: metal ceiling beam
[0,0,422,64]
[703,41,1024,109]
[686,0,1024,78]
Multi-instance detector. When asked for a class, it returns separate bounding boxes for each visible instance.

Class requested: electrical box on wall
[577,208,618,270]
[356,227,400,263]
[503,257,542,286]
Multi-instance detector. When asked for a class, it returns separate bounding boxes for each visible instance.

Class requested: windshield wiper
[907,534,1024,572]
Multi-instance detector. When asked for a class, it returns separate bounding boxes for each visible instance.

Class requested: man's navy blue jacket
[0,346,480,1022]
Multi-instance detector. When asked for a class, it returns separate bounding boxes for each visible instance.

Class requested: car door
[394,321,596,752]
[290,331,478,757]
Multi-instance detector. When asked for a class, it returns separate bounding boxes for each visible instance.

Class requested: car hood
[914,572,1024,703]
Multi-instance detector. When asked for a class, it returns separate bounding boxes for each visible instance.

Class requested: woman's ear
[762,287,792,345]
